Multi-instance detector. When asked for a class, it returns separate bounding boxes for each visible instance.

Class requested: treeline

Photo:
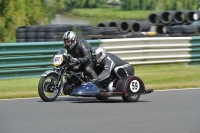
[0,0,57,42]
[62,0,199,10]
[121,0,199,10]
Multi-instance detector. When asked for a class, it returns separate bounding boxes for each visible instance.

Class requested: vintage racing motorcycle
[38,48,153,102]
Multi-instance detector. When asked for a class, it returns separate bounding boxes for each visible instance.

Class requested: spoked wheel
[38,73,63,102]
[122,94,140,102]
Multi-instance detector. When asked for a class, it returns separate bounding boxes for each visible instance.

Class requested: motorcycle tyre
[96,95,109,100]
[38,73,61,102]
[122,94,140,102]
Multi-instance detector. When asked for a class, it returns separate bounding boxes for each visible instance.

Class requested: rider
[63,31,97,79]
[91,47,135,92]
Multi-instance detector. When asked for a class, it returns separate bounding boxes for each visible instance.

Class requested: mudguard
[40,70,59,77]
[116,75,145,96]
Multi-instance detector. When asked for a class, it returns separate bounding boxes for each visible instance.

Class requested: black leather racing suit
[66,37,97,79]
[96,53,134,83]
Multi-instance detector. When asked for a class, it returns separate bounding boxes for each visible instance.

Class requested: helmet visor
[64,40,72,46]
[92,51,103,63]
[96,52,102,61]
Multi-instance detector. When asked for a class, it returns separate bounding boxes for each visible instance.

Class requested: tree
[0,0,56,42]
[121,0,200,11]
[156,0,199,10]
[121,0,134,10]
[75,0,104,8]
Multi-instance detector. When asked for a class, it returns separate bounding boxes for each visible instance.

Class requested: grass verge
[67,8,157,26]
[0,63,199,99]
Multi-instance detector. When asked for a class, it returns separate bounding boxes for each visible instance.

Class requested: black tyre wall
[16,39,26,42]
[16,26,27,41]
[108,21,118,28]
[194,10,200,21]
[36,26,46,32]
[182,25,197,34]
[101,27,119,35]
[156,24,168,34]
[26,32,36,39]
[118,20,131,33]
[173,10,189,24]
[16,26,27,33]
[130,21,141,32]
[139,21,151,32]
[26,26,37,32]
[87,27,104,35]
[167,22,177,33]
[169,25,182,34]
[16,33,26,39]
[160,11,175,24]
[97,22,109,27]
[36,32,45,39]
[185,10,196,24]
[148,12,161,26]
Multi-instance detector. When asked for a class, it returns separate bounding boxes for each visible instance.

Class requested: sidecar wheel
[96,95,109,100]
[122,94,140,102]
[38,73,62,102]
[116,76,145,102]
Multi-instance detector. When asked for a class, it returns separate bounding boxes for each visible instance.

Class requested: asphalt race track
[0,88,200,133]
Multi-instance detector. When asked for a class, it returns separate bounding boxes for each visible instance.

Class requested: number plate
[53,54,63,66]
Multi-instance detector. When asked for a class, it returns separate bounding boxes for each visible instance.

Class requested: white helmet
[63,31,77,50]
[92,47,107,64]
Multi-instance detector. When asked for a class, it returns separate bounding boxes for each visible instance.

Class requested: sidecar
[70,75,153,102]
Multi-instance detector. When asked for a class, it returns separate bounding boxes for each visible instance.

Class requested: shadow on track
[37,97,152,103]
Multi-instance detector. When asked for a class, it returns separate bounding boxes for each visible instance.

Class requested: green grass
[135,63,200,90]
[66,7,157,26]
[0,63,199,99]
[0,78,39,99]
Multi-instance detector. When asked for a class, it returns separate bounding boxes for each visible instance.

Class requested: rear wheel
[38,73,63,102]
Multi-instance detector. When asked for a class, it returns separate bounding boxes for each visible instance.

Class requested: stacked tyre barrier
[16,24,97,42]
[148,10,200,35]
[97,20,151,33]
[16,24,145,42]
[16,25,71,42]
[16,10,200,42]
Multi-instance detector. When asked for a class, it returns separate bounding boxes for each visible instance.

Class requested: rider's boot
[85,62,97,79]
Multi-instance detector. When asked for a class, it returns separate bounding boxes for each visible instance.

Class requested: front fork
[41,67,66,95]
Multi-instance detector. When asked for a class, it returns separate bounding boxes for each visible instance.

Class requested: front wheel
[122,94,140,102]
[38,73,63,102]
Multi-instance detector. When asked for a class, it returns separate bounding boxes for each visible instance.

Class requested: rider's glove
[70,57,79,63]
[77,57,84,63]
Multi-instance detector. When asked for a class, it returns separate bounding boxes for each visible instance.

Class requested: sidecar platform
[70,82,153,97]
[97,89,153,97]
